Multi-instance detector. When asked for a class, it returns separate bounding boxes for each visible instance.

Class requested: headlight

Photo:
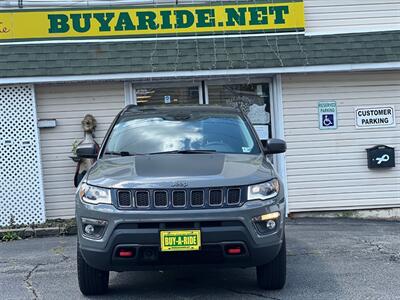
[247,179,280,201]
[79,183,112,205]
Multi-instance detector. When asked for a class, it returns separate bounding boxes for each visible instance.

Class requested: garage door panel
[288,190,398,203]
[290,184,399,196]
[287,165,399,176]
[283,71,400,211]
[289,199,400,212]
[290,179,400,192]
[288,170,399,182]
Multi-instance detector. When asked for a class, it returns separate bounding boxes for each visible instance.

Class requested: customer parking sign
[318,101,337,130]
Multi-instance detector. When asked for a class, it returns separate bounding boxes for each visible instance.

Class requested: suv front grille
[116,187,244,210]
[172,191,186,207]
[136,191,150,207]
[227,188,241,205]
[154,191,168,207]
[191,191,204,207]
[209,189,223,206]
[117,190,132,207]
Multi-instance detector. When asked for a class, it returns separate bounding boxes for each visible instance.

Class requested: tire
[256,236,286,290]
[77,246,109,295]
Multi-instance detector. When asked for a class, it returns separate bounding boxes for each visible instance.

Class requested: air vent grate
[191,191,204,207]
[136,191,150,207]
[227,188,241,205]
[172,191,186,207]
[209,189,223,206]
[118,190,131,207]
[154,191,168,207]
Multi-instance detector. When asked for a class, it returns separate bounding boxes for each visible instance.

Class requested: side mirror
[76,143,98,159]
[263,139,286,154]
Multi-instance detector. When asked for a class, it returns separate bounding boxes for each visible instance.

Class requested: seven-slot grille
[191,191,204,207]
[154,191,168,207]
[117,190,132,207]
[172,191,186,207]
[227,188,241,205]
[209,189,223,206]
[136,191,150,207]
[116,187,243,209]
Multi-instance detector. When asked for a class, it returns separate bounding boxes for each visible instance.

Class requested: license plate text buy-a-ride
[160,230,201,252]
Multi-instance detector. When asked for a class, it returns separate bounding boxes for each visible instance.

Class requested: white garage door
[36,82,125,219]
[282,71,400,212]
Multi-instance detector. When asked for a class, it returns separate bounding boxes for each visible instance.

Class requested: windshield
[103,112,261,156]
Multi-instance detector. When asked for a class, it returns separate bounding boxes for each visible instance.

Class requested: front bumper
[76,196,285,271]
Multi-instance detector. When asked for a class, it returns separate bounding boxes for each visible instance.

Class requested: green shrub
[2,231,20,242]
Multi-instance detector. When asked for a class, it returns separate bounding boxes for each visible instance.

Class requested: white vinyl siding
[36,82,125,219]
[304,0,400,35]
[282,71,400,212]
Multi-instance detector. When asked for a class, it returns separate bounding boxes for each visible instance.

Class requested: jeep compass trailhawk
[75,105,287,295]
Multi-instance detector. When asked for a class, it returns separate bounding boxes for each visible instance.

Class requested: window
[104,112,260,155]
[135,82,201,105]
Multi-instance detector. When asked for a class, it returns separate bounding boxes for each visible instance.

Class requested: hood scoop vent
[135,154,224,177]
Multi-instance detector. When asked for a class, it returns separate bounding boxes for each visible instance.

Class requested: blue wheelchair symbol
[322,114,335,127]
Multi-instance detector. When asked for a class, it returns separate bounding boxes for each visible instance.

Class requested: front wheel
[256,236,286,290]
[77,246,109,295]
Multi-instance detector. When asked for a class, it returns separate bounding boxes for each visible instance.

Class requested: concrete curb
[0,225,77,240]
[289,208,400,221]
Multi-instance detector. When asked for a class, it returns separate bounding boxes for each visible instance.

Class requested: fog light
[266,220,276,230]
[81,218,108,239]
[84,224,95,235]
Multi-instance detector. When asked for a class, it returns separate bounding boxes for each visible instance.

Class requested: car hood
[86,153,276,189]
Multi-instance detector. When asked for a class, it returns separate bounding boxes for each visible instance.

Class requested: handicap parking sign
[318,102,337,130]
[322,114,335,127]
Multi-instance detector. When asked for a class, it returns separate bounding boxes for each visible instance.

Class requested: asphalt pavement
[0,218,399,300]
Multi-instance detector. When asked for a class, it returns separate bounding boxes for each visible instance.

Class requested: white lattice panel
[0,85,45,226]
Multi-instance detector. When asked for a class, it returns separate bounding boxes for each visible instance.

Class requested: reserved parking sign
[318,101,337,130]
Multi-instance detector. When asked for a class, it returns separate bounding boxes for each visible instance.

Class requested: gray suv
[75,105,287,295]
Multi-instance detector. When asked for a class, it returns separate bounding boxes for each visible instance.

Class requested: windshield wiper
[148,150,216,155]
[104,151,137,156]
